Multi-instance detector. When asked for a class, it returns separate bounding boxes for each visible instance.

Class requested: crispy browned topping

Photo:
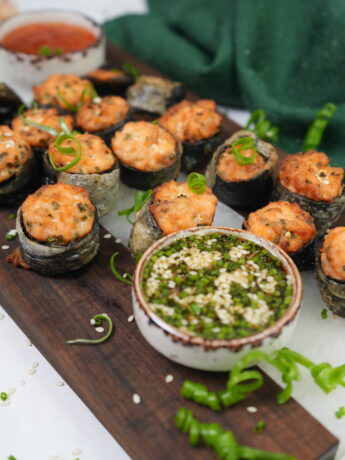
[0,125,32,184]
[76,96,129,132]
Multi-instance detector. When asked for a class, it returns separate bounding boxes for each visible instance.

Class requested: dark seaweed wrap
[0,156,35,206]
[315,234,345,317]
[87,68,134,97]
[206,130,277,209]
[17,208,100,276]
[274,181,345,233]
[127,76,185,115]
[0,83,23,125]
[181,133,221,173]
[128,196,162,255]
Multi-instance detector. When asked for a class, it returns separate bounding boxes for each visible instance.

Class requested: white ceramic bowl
[0,9,105,88]
[132,226,303,371]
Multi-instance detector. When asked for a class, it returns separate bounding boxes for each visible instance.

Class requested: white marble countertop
[1,1,345,459]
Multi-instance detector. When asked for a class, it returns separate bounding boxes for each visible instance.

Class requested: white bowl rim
[133,226,303,350]
[0,9,104,59]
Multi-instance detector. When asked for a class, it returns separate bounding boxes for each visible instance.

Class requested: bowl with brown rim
[132,226,303,371]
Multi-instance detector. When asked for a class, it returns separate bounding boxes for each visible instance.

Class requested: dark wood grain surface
[0,43,339,460]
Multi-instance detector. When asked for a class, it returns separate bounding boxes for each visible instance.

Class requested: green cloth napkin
[104,0,345,167]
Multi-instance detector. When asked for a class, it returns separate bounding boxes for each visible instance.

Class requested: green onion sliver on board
[109,252,133,286]
[231,137,257,165]
[117,190,153,224]
[253,420,266,434]
[49,133,82,172]
[21,117,60,137]
[123,62,140,81]
[187,172,207,194]
[1,392,8,401]
[175,407,296,460]
[245,109,279,142]
[66,313,113,345]
[303,103,336,152]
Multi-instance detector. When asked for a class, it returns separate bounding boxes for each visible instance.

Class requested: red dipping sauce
[2,22,97,55]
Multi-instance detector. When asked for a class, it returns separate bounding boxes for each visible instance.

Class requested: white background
[1,1,345,459]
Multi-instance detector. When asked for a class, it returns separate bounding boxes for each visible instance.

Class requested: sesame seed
[115,238,122,243]
[90,318,96,326]
[28,368,37,375]
[132,393,141,404]
[1,400,10,407]
[127,315,135,323]
[103,233,112,239]
[165,374,174,383]
[8,229,17,236]
[7,387,15,396]
[31,361,39,369]
[71,449,82,455]
[95,326,104,333]
[55,381,65,387]
[26,339,32,346]
[247,406,258,413]
[1,245,9,250]
[0,313,4,321]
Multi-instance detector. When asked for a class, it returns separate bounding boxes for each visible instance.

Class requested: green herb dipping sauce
[142,232,293,340]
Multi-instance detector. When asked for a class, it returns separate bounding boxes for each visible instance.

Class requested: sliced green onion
[245,109,279,142]
[151,120,159,125]
[38,45,63,57]
[303,103,336,152]
[58,82,98,112]
[118,190,153,224]
[335,406,345,419]
[135,253,142,263]
[66,313,113,345]
[49,133,82,172]
[231,137,257,165]
[57,91,79,112]
[187,172,207,194]
[123,62,140,81]
[1,392,8,401]
[109,252,133,286]
[5,233,15,241]
[8,456,16,460]
[22,117,59,136]
[7,214,16,220]
[321,308,328,319]
[253,420,266,434]
[17,101,38,117]
[58,117,71,134]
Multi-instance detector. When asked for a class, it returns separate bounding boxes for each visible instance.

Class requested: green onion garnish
[8,456,16,460]
[1,392,8,401]
[151,120,159,125]
[57,82,98,112]
[321,308,328,319]
[253,420,266,434]
[66,313,113,345]
[175,408,295,460]
[5,233,15,241]
[187,172,207,194]
[231,137,257,165]
[245,109,279,142]
[7,214,16,220]
[49,133,82,172]
[38,45,63,57]
[123,62,140,81]
[22,118,59,136]
[335,406,345,419]
[118,190,153,224]
[17,101,38,117]
[303,103,336,152]
[109,252,133,286]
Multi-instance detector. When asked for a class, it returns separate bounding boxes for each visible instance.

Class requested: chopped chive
[335,406,345,419]
[123,62,140,81]
[321,308,328,319]
[117,190,152,224]
[253,420,266,434]
[187,172,207,194]
[8,456,16,460]
[7,214,16,220]
[303,103,336,152]
[5,233,15,241]
[1,392,8,401]
[151,120,159,125]
[109,252,133,286]
[38,45,63,57]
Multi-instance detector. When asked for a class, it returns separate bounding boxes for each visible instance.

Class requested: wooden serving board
[0,43,339,460]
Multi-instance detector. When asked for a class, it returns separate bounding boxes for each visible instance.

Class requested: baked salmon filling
[12,108,74,148]
[87,69,126,81]
[142,232,293,340]
[33,74,93,110]
[216,145,266,181]
[321,227,345,281]
[0,125,31,183]
[244,201,316,254]
[158,100,222,143]
[111,121,177,171]
[150,181,218,235]
[76,96,129,132]
[21,183,95,244]
[279,150,344,202]
[48,133,116,174]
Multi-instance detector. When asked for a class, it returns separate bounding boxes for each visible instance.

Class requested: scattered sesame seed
[123,273,128,278]
[55,381,65,387]
[165,374,174,383]
[71,449,82,456]
[7,388,15,396]
[1,245,9,250]
[93,97,101,104]
[95,326,104,333]
[1,400,10,407]
[127,315,135,323]
[31,361,39,369]
[26,339,32,346]
[115,238,122,243]
[103,233,112,239]
[90,318,96,326]
[8,229,17,236]
[132,393,141,404]
[19,380,25,386]
[28,368,37,375]
[247,406,258,413]
[0,313,4,321]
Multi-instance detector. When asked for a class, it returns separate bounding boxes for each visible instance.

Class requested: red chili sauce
[2,22,97,55]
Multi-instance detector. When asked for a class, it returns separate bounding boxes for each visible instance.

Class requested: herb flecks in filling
[142,233,293,340]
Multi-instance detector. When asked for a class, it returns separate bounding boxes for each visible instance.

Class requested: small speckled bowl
[132,226,303,371]
[0,9,105,87]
